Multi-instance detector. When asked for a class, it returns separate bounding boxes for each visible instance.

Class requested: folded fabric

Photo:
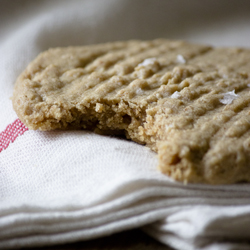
[1,1,250,250]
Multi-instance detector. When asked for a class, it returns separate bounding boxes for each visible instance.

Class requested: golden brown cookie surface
[13,39,250,184]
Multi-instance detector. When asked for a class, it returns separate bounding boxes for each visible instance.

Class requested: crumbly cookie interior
[13,39,250,184]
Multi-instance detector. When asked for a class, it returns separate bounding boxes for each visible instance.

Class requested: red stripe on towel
[0,119,28,153]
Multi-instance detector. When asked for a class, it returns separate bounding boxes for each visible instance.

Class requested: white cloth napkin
[1,1,250,249]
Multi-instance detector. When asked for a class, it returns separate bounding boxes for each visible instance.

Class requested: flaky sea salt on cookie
[13,39,250,184]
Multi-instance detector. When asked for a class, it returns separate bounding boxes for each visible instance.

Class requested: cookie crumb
[95,103,105,113]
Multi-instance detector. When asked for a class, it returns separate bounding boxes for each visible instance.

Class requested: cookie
[12,39,250,184]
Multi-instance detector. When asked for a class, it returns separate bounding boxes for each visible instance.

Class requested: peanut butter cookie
[13,39,250,184]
